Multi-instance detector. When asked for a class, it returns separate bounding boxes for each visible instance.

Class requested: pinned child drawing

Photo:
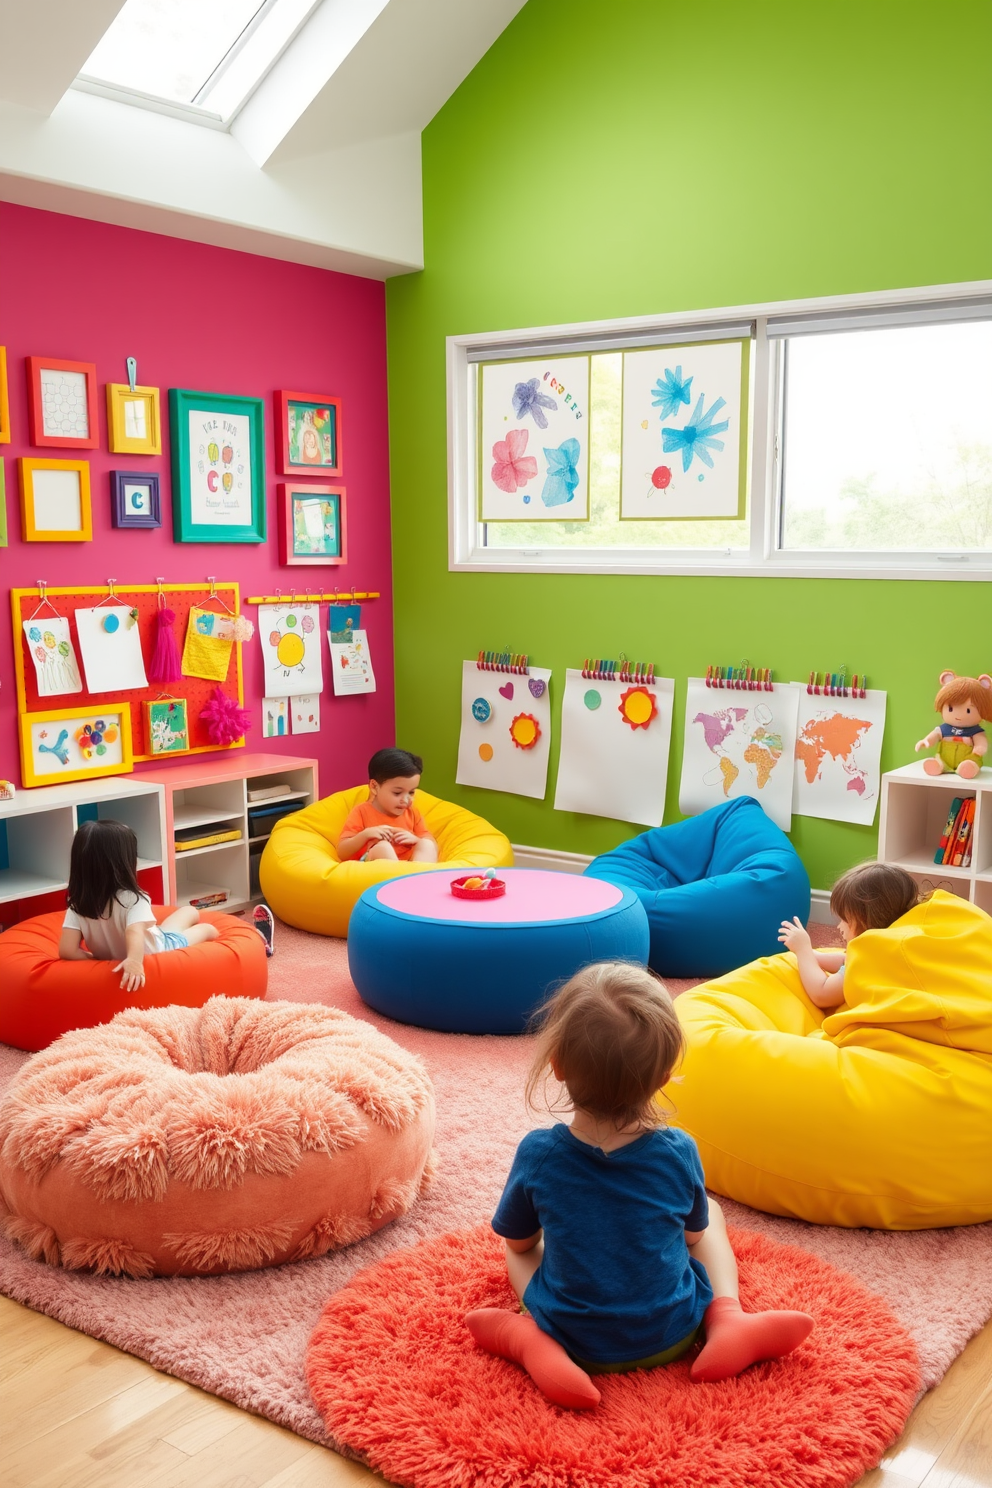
[480,355,590,522]
[456,660,552,799]
[259,603,322,698]
[22,617,82,697]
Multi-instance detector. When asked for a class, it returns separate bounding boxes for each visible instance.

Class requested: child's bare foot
[466,1308,601,1409]
[690,1296,813,1382]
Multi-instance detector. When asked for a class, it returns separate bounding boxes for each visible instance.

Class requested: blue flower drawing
[512,378,558,430]
[662,393,730,472]
[542,439,581,507]
[650,366,693,420]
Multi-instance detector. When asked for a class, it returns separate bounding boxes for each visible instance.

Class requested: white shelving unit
[877,761,992,915]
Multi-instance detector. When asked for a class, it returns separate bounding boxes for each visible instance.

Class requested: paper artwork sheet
[22,616,83,696]
[292,695,320,734]
[189,408,254,527]
[791,686,887,826]
[456,661,553,800]
[262,698,289,737]
[480,355,590,522]
[260,603,322,698]
[621,340,747,520]
[27,710,126,781]
[554,670,675,826]
[331,630,376,695]
[75,606,148,693]
[679,680,801,831]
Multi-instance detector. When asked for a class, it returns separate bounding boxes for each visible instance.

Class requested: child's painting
[20,704,132,787]
[554,670,675,826]
[144,698,189,755]
[679,679,801,831]
[277,391,342,477]
[282,486,345,565]
[330,630,376,695]
[480,355,590,522]
[456,660,553,799]
[620,340,749,520]
[22,615,83,696]
[263,697,289,737]
[791,685,887,826]
[291,695,320,734]
[259,603,323,698]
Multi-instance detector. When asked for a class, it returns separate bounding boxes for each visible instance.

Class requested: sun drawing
[508,712,541,750]
[268,610,314,675]
[618,686,658,730]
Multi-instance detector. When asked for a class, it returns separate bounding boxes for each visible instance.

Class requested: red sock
[690,1296,814,1383]
[465,1308,601,1409]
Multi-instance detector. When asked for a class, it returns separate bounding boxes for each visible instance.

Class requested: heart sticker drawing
[499,682,514,700]
[528,677,546,699]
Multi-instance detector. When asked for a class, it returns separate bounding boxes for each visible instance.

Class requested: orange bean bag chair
[0,997,437,1278]
[0,908,266,1053]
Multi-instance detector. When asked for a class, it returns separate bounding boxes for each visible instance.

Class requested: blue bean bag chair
[584,798,810,978]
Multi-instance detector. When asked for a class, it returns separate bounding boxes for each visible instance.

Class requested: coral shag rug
[307,1223,921,1488]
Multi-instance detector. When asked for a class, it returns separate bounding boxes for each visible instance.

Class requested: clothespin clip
[126,356,138,393]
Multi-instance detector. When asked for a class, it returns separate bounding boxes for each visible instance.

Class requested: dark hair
[368,747,423,783]
[67,819,142,920]
[829,861,920,935]
[526,962,684,1130]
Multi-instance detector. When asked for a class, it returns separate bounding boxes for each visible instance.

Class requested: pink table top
[375,868,624,924]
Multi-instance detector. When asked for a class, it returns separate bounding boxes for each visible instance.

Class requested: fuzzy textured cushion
[0,998,436,1277]
[259,786,514,938]
[0,908,267,1053]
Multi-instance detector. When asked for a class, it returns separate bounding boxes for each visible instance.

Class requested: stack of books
[934,796,975,868]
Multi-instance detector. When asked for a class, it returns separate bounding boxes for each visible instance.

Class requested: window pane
[81,0,265,106]
[780,321,992,551]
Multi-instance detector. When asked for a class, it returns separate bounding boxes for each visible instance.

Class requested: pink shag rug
[0,920,991,1457]
[307,1223,920,1488]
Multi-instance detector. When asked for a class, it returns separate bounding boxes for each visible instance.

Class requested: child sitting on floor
[338,748,439,864]
[466,961,813,1409]
[59,819,218,991]
[778,861,920,1008]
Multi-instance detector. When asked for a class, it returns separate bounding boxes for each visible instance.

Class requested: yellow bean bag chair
[259,787,513,938]
[666,891,992,1229]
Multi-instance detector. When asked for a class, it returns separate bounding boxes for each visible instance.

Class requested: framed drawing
[169,388,266,544]
[278,482,346,566]
[26,356,99,449]
[19,702,134,788]
[0,346,10,443]
[111,470,161,528]
[143,697,189,755]
[19,458,92,541]
[276,390,342,477]
[107,383,162,455]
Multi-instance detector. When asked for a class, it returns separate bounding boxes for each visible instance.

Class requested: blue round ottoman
[348,868,650,1034]
[585,797,810,979]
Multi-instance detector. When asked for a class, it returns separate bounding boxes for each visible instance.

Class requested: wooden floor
[1,1294,990,1487]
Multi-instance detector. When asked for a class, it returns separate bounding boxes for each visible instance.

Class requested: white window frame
[447,279,992,581]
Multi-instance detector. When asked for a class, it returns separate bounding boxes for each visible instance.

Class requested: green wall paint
[386,0,992,889]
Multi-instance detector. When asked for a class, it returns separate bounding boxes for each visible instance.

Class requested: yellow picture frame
[0,346,10,443]
[19,457,92,542]
[106,383,162,455]
[19,702,134,789]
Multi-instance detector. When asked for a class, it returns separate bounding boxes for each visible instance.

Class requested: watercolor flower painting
[491,428,539,493]
[541,438,581,507]
[651,365,693,421]
[662,393,730,472]
[512,377,558,429]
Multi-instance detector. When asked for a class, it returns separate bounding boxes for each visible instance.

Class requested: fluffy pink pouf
[0,997,436,1278]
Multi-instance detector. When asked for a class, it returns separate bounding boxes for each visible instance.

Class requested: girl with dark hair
[59,819,218,991]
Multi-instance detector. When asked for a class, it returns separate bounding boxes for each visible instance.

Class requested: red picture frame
[275,389,342,477]
[278,482,347,567]
[26,356,99,449]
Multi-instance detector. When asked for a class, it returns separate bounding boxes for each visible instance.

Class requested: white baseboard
[512,842,837,924]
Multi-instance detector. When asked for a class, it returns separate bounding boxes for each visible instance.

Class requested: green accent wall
[386,0,992,889]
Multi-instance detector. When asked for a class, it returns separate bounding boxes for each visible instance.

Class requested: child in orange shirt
[338,748,439,864]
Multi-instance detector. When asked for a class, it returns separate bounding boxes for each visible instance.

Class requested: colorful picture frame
[278,482,347,566]
[276,390,342,477]
[0,347,10,443]
[26,356,99,449]
[143,697,189,755]
[19,702,134,788]
[111,470,161,528]
[19,458,92,542]
[169,388,267,544]
[107,383,162,455]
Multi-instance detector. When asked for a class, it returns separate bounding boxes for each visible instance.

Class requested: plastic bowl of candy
[450,873,506,900]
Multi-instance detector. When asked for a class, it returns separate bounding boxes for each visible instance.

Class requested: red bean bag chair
[0,908,266,1053]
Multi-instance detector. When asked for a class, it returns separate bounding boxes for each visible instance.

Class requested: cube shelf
[877,761,992,905]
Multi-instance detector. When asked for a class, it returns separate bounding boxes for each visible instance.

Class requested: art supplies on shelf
[477,650,529,675]
[555,662,675,827]
[792,671,887,828]
[934,796,975,868]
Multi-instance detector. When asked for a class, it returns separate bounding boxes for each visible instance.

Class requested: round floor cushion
[0,908,267,1053]
[0,997,436,1278]
[306,1223,919,1488]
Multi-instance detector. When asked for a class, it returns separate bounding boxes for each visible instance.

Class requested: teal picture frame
[169,388,267,544]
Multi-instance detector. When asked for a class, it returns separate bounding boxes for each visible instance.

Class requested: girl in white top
[60,819,218,992]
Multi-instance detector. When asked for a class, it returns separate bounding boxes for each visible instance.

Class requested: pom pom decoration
[199,687,251,747]
[148,605,182,685]
[228,614,255,643]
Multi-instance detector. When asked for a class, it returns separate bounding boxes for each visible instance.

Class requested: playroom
[0,1,990,1485]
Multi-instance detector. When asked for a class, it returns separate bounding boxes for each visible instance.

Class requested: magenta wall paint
[0,202,394,791]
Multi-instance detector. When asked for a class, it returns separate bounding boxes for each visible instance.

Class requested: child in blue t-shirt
[467,961,814,1409]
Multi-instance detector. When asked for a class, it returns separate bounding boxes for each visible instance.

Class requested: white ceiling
[0,0,527,276]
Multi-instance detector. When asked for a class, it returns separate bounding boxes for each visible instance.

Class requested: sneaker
[252,903,275,957]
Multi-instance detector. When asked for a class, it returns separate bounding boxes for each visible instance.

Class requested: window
[449,286,992,579]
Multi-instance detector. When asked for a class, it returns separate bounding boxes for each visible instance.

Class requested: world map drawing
[693,705,785,795]
[795,710,873,798]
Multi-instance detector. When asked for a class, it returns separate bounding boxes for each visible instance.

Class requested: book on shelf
[187,889,229,908]
[934,797,963,863]
[247,783,293,803]
[935,795,974,867]
[174,826,243,852]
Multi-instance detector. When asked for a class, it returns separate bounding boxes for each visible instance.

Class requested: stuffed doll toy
[915,670,992,778]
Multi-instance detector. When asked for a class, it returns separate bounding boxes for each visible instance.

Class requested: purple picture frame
[111,470,161,529]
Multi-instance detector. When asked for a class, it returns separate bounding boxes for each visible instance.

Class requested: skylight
[77,0,319,123]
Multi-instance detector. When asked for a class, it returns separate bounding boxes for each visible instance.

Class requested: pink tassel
[149,606,182,685]
[199,687,251,747]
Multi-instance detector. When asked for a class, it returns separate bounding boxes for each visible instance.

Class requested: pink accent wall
[0,202,393,792]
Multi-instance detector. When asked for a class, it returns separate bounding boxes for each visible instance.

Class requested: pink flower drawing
[491,428,539,493]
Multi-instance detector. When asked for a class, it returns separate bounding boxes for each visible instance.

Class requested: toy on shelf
[0,780,15,800]
[915,670,992,779]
